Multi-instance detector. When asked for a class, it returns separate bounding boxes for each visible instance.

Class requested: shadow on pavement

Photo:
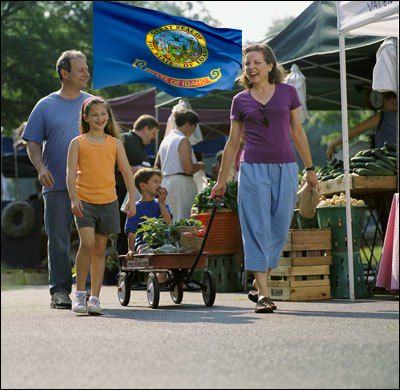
[102,304,261,324]
[275,309,399,320]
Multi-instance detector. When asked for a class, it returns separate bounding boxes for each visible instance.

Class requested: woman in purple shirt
[211,44,318,313]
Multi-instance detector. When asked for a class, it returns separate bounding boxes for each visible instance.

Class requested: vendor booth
[336,0,399,299]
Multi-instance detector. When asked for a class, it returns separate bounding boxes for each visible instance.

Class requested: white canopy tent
[336,1,399,299]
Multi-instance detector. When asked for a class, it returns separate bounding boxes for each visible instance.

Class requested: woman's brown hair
[239,44,287,89]
[80,96,120,138]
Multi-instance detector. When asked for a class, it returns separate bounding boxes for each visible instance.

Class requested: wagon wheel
[170,282,183,304]
[117,272,131,306]
[166,271,183,304]
[202,270,216,307]
[147,273,160,309]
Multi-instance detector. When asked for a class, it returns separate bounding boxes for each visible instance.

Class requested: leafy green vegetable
[136,217,173,248]
[193,180,238,213]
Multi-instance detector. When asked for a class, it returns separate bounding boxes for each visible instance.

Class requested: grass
[360,245,383,266]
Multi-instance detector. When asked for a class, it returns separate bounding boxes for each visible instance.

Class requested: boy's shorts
[74,200,120,236]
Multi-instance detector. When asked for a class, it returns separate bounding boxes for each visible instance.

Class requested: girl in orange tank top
[66,96,136,315]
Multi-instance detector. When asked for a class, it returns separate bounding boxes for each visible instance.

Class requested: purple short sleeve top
[230,83,301,164]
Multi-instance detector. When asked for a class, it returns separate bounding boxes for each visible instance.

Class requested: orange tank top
[76,134,118,204]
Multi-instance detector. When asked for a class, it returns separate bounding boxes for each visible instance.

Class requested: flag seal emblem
[146,24,208,69]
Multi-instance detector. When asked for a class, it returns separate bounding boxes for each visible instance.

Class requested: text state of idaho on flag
[93,1,242,97]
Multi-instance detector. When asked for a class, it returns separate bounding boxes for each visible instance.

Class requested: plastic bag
[165,99,203,145]
[285,64,309,123]
[372,38,397,93]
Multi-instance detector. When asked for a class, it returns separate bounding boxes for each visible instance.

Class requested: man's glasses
[260,105,270,127]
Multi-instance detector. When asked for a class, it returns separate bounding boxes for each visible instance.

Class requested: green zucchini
[350,156,376,163]
[373,159,395,171]
[384,151,397,158]
[365,162,395,175]
[350,162,368,168]
[321,174,334,181]
[372,150,395,166]
[384,142,396,152]
[355,168,381,176]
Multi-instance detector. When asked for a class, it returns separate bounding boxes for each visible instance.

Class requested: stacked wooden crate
[267,229,332,301]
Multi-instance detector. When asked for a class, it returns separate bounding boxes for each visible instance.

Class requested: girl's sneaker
[87,296,102,315]
[72,291,88,314]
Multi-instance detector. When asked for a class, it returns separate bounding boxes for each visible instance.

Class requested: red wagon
[117,203,220,309]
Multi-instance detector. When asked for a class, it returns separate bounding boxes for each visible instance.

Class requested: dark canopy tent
[108,88,158,130]
[109,87,231,137]
[108,88,230,157]
[156,1,386,111]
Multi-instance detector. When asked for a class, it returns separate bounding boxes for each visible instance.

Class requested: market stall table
[318,175,397,198]
[318,175,398,291]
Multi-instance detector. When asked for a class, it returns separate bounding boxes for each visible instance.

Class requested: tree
[265,16,294,38]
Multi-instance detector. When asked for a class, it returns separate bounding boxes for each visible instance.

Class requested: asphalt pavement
[1,285,399,389]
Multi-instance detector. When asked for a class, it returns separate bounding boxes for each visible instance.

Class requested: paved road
[1,286,399,389]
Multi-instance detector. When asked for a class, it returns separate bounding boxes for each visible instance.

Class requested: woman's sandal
[255,297,274,313]
[248,291,277,310]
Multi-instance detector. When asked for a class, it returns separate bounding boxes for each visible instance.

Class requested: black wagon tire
[202,270,216,307]
[166,271,183,304]
[1,201,35,238]
[117,272,131,306]
[170,282,183,304]
[147,273,160,309]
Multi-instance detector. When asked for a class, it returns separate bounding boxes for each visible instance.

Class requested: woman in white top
[156,110,204,222]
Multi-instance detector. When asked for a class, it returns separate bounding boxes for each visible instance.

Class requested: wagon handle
[187,199,221,279]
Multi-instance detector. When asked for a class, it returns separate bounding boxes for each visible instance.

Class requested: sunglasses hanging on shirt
[259,104,270,128]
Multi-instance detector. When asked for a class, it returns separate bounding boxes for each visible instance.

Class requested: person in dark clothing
[115,115,159,254]
[327,92,397,159]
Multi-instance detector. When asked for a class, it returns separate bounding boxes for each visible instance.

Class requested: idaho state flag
[93,1,242,97]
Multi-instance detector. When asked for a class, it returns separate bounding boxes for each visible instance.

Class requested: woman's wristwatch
[305,165,315,171]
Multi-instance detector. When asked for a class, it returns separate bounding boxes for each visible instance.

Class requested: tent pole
[339,32,355,300]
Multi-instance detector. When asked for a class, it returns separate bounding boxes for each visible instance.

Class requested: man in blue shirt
[22,50,91,309]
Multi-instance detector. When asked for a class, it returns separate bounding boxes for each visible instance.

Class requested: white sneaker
[72,291,87,314]
[87,296,102,315]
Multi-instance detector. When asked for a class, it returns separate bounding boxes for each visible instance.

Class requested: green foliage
[265,16,294,37]
[301,110,375,166]
[321,132,342,147]
[136,216,172,248]
[193,180,238,213]
[1,1,218,133]
[172,218,202,228]
[169,218,202,241]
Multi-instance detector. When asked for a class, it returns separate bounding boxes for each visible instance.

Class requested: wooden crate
[268,285,331,301]
[268,229,332,301]
[281,228,332,266]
